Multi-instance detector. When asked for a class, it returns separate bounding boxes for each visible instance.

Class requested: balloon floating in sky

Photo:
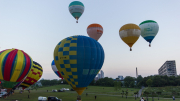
[54,35,105,96]
[87,23,103,41]
[119,24,141,51]
[69,1,84,23]
[20,61,43,90]
[139,20,159,47]
[0,49,33,92]
[51,60,64,79]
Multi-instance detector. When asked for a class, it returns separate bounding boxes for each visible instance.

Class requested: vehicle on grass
[61,88,69,91]
[52,89,57,92]
[70,88,75,91]
[0,92,7,98]
[58,89,65,92]
[38,96,47,101]
[48,96,62,101]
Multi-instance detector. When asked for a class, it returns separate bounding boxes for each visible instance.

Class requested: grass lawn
[0,85,177,101]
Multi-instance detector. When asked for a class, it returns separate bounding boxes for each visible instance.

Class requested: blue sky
[0,0,180,79]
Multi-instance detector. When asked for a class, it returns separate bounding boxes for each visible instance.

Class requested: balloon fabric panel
[51,60,64,79]
[54,35,104,95]
[19,61,43,89]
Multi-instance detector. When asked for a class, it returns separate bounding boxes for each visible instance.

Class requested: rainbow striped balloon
[0,49,33,90]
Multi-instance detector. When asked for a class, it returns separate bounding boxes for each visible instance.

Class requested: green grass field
[0,85,177,101]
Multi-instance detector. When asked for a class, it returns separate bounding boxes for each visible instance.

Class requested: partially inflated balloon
[119,24,141,51]
[19,61,43,89]
[54,35,105,95]
[139,20,159,47]
[87,23,103,41]
[51,60,64,79]
[69,1,84,23]
[0,49,33,92]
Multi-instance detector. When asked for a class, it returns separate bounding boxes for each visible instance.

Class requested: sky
[0,0,180,79]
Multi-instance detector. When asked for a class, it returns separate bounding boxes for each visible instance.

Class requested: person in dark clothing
[95,95,97,99]
[47,90,48,92]
[86,93,88,96]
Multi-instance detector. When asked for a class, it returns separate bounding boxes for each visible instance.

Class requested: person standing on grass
[95,95,97,100]
[173,96,175,100]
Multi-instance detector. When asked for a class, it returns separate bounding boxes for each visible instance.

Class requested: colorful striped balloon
[69,1,84,23]
[19,61,43,89]
[0,49,33,91]
[51,60,64,79]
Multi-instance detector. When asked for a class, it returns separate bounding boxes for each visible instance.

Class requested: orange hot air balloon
[87,23,103,41]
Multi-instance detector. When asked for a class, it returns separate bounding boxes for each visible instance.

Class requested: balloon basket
[130,48,132,51]
[77,95,81,101]
[149,43,151,47]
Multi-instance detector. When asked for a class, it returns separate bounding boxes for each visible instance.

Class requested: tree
[121,90,124,98]
[124,76,135,88]
[134,91,138,100]
[156,91,162,100]
[137,75,143,84]
[125,91,128,99]
[114,81,121,92]
[143,91,150,101]
[146,79,152,87]
[130,81,135,88]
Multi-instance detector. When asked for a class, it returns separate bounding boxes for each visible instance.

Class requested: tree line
[39,75,180,88]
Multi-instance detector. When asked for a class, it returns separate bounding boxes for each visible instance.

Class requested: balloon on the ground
[87,23,103,41]
[0,49,33,92]
[139,20,159,47]
[119,24,141,51]
[19,61,43,89]
[69,1,84,23]
[51,60,64,79]
[54,35,105,95]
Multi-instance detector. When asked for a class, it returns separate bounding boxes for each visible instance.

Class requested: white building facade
[158,60,177,76]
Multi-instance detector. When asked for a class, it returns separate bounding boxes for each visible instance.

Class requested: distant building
[158,60,177,76]
[118,75,123,80]
[98,74,101,79]
[100,70,104,78]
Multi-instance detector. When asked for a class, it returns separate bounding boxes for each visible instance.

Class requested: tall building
[136,67,138,78]
[100,70,104,78]
[118,75,124,80]
[98,74,101,79]
[158,60,177,76]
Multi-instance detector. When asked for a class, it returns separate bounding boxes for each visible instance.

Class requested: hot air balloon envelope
[54,35,105,95]
[87,23,103,41]
[69,1,84,23]
[139,20,159,46]
[0,49,33,92]
[119,24,141,51]
[51,60,64,79]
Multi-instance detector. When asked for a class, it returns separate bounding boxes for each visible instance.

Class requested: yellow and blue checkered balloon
[54,35,105,95]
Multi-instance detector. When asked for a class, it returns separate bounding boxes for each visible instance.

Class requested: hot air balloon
[54,35,104,99]
[87,23,103,41]
[69,1,84,23]
[139,20,159,47]
[119,24,141,51]
[51,60,64,79]
[19,61,43,90]
[0,49,33,92]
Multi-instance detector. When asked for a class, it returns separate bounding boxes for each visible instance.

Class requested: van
[38,96,47,101]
